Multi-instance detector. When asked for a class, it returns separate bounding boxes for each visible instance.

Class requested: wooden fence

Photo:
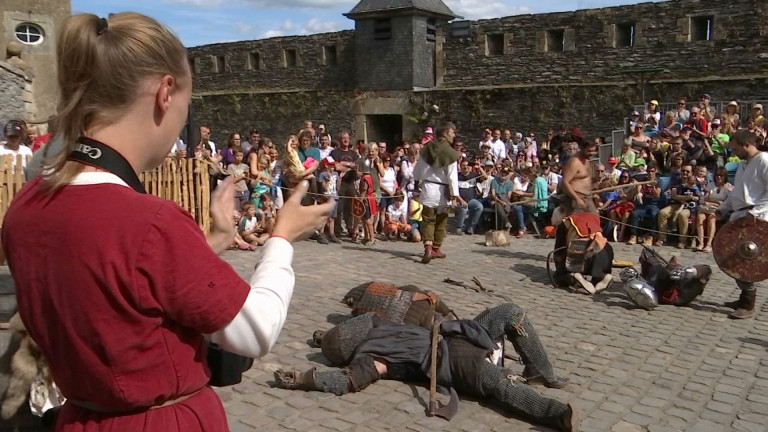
[0,155,212,232]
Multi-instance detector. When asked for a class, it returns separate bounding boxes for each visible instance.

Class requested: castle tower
[345,0,457,90]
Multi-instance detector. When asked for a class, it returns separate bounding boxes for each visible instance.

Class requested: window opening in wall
[284,49,297,67]
[691,16,714,41]
[450,20,471,37]
[215,55,226,73]
[248,52,261,70]
[615,23,635,47]
[189,57,196,75]
[426,18,436,42]
[546,29,565,52]
[374,18,392,40]
[323,45,337,65]
[486,33,504,56]
[14,23,44,45]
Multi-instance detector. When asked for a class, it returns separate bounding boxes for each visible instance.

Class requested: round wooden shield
[352,198,366,218]
[713,218,768,282]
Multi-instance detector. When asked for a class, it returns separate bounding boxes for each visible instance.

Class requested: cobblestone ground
[218,234,768,432]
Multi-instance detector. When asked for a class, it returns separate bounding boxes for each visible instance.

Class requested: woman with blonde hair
[722,101,741,135]
[1,12,332,432]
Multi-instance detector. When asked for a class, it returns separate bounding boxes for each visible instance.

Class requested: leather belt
[70,387,206,414]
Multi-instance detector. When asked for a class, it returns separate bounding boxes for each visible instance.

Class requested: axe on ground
[427,319,458,421]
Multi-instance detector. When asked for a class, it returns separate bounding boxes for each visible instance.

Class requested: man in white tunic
[718,130,768,319]
[413,122,460,264]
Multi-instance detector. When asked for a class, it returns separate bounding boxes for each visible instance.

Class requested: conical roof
[345,0,458,19]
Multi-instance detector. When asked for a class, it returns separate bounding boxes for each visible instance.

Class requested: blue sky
[71,0,665,47]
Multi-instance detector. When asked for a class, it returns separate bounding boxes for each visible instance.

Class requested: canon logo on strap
[73,143,103,159]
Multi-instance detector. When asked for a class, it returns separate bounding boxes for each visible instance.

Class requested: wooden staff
[512,180,658,206]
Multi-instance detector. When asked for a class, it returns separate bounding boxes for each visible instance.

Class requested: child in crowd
[231,209,257,251]
[259,193,276,234]
[318,156,342,243]
[238,202,270,246]
[385,191,411,240]
[357,163,379,246]
[409,194,423,243]
[226,150,250,211]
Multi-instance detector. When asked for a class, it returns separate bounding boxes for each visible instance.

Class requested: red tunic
[1,177,250,432]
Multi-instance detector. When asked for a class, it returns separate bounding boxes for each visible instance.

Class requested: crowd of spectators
[2,94,765,253]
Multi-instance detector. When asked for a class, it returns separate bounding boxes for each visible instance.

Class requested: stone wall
[440,0,767,88]
[0,61,28,122]
[189,31,355,93]
[192,90,356,146]
[415,77,768,141]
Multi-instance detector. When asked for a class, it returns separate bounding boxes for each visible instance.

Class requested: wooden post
[187,158,196,220]
[201,162,210,232]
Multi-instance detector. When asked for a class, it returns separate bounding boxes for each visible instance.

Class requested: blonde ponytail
[45,12,188,190]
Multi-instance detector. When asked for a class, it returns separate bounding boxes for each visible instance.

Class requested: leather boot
[431,246,446,259]
[556,403,581,432]
[273,367,316,390]
[522,365,569,389]
[422,244,433,264]
[730,290,757,320]
[724,290,748,310]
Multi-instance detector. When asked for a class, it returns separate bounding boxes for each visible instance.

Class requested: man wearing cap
[422,127,434,145]
[414,121,460,264]
[716,130,768,319]
[606,157,621,183]
[0,120,33,170]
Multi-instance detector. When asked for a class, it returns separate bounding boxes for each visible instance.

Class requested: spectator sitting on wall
[676,97,691,125]
[750,103,765,129]
[685,106,710,142]
[317,123,331,143]
[550,126,567,157]
[657,163,701,248]
[722,101,740,135]
[627,161,663,246]
[593,163,607,185]
[699,94,716,123]
[0,120,33,168]
[662,111,682,136]
[709,119,730,165]
[694,166,732,252]
[628,122,650,151]
[605,156,621,183]
[479,128,493,151]
[507,132,522,157]
[617,141,636,171]
[455,159,485,235]
[629,111,643,131]
[644,100,661,136]
[511,167,536,238]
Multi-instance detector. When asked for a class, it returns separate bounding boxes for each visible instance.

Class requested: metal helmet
[620,267,639,282]
[623,277,659,310]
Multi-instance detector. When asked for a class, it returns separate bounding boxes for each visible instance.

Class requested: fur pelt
[1,313,47,420]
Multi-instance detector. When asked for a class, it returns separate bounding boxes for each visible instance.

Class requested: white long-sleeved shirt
[413,154,459,208]
[68,172,293,359]
[721,152,768,222]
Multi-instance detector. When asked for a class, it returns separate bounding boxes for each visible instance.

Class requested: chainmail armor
[473,304,556,382]
[321,313,375,366]
[477,362,568,428]
[313,370,353,396]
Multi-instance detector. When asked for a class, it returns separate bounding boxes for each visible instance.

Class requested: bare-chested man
[561,133,599,216]
[552,131,613,293]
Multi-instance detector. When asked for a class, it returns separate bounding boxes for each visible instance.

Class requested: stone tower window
[615,23,635,47]
[691,16,714,41]
[426,18,436,42]
[374,19,392,40]
[546,29,565,52]
[486,33,504,56]
[214,55,226,73]
[283,49,297,67]
[248,52,262,70]
[14,23,44,46]
[323,46,337,65]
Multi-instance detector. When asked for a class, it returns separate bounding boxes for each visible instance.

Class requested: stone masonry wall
[0,61,28,122]
[189,31,355,93]
[192,90,356,146]
[440,0,767,88]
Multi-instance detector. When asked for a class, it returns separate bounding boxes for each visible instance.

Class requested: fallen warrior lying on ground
[273,283,580,431]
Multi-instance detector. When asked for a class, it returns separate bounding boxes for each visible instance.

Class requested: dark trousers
[336,182,356,235]
[630,204,660,236]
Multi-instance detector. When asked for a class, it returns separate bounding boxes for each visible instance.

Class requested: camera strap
[68,136,146,194]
